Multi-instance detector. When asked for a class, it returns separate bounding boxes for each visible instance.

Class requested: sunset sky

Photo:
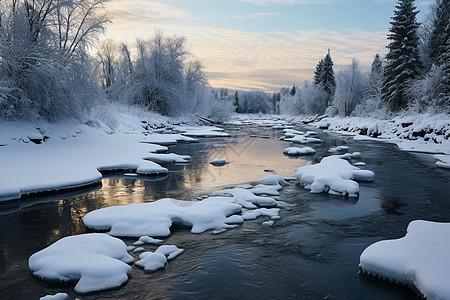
[103,0,431,92]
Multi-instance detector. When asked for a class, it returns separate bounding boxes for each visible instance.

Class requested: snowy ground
[287,113,450,169]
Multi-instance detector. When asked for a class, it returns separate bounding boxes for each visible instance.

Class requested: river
[1,122,449,299]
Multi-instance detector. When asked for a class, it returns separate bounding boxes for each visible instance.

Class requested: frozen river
[1,123,450,299]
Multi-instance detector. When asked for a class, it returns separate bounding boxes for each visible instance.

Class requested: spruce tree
[382,0,422,111]
[234,91,240,113]
[429,0,450,65]
[320,50,336,98]
[367,54,384,102]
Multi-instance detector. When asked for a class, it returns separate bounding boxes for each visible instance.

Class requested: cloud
[238,0,346,5]
[108,0,187,26]
[234,12,282,20]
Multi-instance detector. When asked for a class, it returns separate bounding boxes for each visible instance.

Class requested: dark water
[1,123,450,300]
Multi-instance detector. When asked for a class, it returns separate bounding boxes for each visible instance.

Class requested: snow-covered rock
[210,188,278,208]
[295,155,375,197]
[249,184,282,196]
[84,197,242,237]
[140,133,198,145]
[360,220,450,300]
[283,146,316,156]
[210,158,227,165]
[285,135,321,144]
[136,245,184,272]
[133,236,164,246]
[434,155,450,169]
[28,233,133,294]
[241,208,280,220]
[329,145,349,152]
[259,175,290,187]
[175,125,231,137]
[143,153,191,164]
[40,293,69,300]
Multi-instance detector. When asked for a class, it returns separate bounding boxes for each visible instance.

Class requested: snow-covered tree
[365,54,384,105]
[313,50,335,106]
[428,0,450,66]
[332,59,366,116]
[0,0,109,120]
[381,0,422,112]
[314,59,324,85]
[97,39,119,89]
[437,23,450,109]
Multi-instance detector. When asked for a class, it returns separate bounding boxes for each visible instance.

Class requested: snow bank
[83,197,243,237]
[29,233,133,294]
[0,134,170,201]
[283,146,316,156]
[360,220,450,300]
[295,155,375,197]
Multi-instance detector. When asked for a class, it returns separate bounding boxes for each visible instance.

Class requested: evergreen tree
[314,59,324,85]
[429,0,450,65]
[382,0,422,111]
[438,23,450,109]
[320,49,336,99]
[234,90,240,112]
[290,84,296,95]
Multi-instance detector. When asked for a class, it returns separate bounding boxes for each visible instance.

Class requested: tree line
[280,0,449,117]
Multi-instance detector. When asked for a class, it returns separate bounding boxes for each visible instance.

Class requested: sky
[103,0,432,92]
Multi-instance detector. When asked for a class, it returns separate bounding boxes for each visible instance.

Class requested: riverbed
[1,122,449,299]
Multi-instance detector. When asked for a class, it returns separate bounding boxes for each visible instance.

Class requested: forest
[0,0,449,124]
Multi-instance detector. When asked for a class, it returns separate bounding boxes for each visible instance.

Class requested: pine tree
[438,23,450,109]
[234,90,240,112]
[382,0,422,111]
[367,54,384,101]
[429,0,450,65]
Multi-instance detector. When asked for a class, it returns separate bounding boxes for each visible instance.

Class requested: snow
[136,245,184,272]
[133,236,163,246]
[283,146,316,156]
[285,135,321,144]
[329,145,349,152]
[83,197,243,237]
[140,133,198,145]
[210,158,228,165]
[210,188,278,208]
[28,233,133,294]
[262,220,274,227]
[40,293,69,300]
[250,184,282,196]
[175,125,231,137]
[241,208,280,220]
[143,153,191,164]
[434,155,450,169]
[259,174,290,187]
[295,155,375,197]
[360,220,450,300]
[354,162,367,166]
[0,134,172,201]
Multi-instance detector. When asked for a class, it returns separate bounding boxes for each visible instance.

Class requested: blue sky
[105,0,431,92]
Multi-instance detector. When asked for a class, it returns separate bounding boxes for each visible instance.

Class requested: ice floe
[360,220,450,300]
[140,133,198,145]
[175,125,231,137]
[295,155,375,197]
[83,197,243,237]
[283,146,316,156]
[143,153,191,164]
[28,233,133,294]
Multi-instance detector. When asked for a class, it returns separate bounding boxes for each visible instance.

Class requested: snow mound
[133,236,164,246]
[295,155,375,197]
[175,125,231,137]
[259,175,290,187]
[285,135,321,144]
[140,133,198,145]
[40,293,69,300]
[360,220,450,300]
[136,245,184,272]
[83,197,242,237]
[28,233,133,294]
[210,188,278,208]
[143,153,191,164]
[210,158,228,165]
[283,146,316,156]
